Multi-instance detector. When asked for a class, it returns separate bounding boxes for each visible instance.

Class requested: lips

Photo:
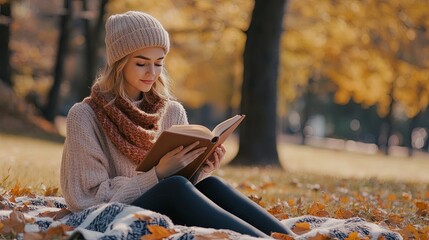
[140,80,155,84]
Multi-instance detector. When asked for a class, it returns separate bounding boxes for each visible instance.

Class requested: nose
[146,64,155,76]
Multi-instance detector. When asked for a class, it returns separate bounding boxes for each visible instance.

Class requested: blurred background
[1,0,429,166]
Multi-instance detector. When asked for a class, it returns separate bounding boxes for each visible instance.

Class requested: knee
[160,176,193,192]
[197,176,229,189]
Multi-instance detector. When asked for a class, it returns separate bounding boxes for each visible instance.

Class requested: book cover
[136,114,245,179]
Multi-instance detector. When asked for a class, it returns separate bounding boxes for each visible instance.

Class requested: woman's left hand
[201,144,226,173]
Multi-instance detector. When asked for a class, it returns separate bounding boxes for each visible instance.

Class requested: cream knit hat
[105,11,170,66]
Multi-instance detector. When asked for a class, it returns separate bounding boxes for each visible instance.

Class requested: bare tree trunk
[78,0,108,101]
[232,0,286,166]
[0,2,12,87]
[43,0,72,121]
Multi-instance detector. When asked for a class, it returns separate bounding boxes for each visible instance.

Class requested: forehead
[131,47,165,59]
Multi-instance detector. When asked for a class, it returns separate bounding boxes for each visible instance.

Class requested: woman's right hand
[155,141,207,180]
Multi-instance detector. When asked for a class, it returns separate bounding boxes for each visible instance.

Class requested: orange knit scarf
[84,83,166,164]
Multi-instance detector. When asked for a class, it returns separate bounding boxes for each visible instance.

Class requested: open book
[136,114,245,180]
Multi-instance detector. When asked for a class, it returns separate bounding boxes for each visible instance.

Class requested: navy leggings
[131,176,290,238]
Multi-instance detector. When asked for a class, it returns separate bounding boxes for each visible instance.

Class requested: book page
[167,124,214,139]
[212,115,242,136]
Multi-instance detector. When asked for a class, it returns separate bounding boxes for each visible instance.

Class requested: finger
[180,141,200,155]
[165,145,184,158]
[183,147,206,165]
[219,144,226,152]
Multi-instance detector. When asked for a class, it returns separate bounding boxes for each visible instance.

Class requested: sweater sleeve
[60,103,159,212]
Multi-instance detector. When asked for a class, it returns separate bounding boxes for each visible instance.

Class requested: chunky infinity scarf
[84,83,167,164]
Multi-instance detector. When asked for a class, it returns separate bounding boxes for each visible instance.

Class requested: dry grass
[1,132,428,237]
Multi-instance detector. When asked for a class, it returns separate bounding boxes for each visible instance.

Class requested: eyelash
[136,63,163,67]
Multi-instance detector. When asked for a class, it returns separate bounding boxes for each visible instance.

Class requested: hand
[201,144,226,174]
[155,141,207,179]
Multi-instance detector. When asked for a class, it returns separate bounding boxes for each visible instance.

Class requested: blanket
[0,196,403,240]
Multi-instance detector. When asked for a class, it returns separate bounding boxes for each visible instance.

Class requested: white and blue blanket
[0,196,403,239]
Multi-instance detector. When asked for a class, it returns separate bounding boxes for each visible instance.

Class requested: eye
[155,63,163,67]
[136,63,145,67]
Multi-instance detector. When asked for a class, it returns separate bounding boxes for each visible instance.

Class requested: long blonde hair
[96,54,175,104]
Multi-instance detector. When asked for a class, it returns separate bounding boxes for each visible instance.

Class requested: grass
[1,132,428,237]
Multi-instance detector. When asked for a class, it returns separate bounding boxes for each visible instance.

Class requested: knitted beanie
[105,11,170,66]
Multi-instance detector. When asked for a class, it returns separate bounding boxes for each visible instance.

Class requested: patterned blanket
[0,196,403,240]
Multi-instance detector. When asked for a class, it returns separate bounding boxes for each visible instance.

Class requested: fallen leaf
[401,192,412,202]
[141,225,177,240]
[415,201,429,216]
[340,196,349,204]
[22,232,45,240]
[44,187,59,196]
[1,209,26,234]
[334,208,354,219]
[345,232,359,240]
[401,224,420,239]
[260,181,276,189]
[38,208,71,220]
[268,204,285,216]
[134,213,153,222]
[307,202,329,217]
[387,214,403,226]
[271,232,294,240]
[309,233,330,240]
[194,232,230,240]
[292,222,311,235]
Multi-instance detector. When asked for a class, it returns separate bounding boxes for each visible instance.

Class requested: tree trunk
[78,0,108,101]
[0,2,12,86]
[43,0,72,121]
[232,0,286,166]
[405,113,419,156]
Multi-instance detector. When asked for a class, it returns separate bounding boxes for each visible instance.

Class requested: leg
[131,176,268,238]
[195,176,290,236]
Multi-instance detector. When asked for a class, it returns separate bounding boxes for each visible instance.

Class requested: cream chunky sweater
[61,100,204,212]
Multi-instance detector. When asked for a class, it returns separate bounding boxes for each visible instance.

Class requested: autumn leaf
[260,181,276,189]
[134,213,153,222]
[401,192,412,202]
[400,224,420,239]
[334,208,354,219]
[291,222,311,235]
[308,233,330,240]
[38,208,71,221]
[271,232,295,240]
[46,224,74,237]
[370,208,385,222]
[22,232,45,240]
[345,232,360,240]
[43,187,59,196]
[415,201,429,216]
[194,232,230,240]
[307,202,329,217]
[339,196,349,205]
[0,209,26,235]
[141,225,177,240]
[23,224,73,240]
[387,214,403,226]
[9,182,35,198]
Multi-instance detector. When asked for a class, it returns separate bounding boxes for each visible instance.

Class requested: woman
[61,11,290,238]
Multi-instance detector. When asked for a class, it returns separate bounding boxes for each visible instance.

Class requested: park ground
[0,114,428,238]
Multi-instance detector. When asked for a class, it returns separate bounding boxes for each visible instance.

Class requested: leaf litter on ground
[1,166,428,239]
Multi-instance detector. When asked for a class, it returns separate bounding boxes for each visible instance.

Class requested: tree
[232,0,287,166]
[0,1,12,86]
[43,0,72,121]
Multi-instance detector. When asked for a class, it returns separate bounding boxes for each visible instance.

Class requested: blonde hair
[96,54,175,104]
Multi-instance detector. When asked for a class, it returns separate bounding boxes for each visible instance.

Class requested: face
[123,47,165,100]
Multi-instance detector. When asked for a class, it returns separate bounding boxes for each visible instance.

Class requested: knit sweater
[60,100,204,212]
